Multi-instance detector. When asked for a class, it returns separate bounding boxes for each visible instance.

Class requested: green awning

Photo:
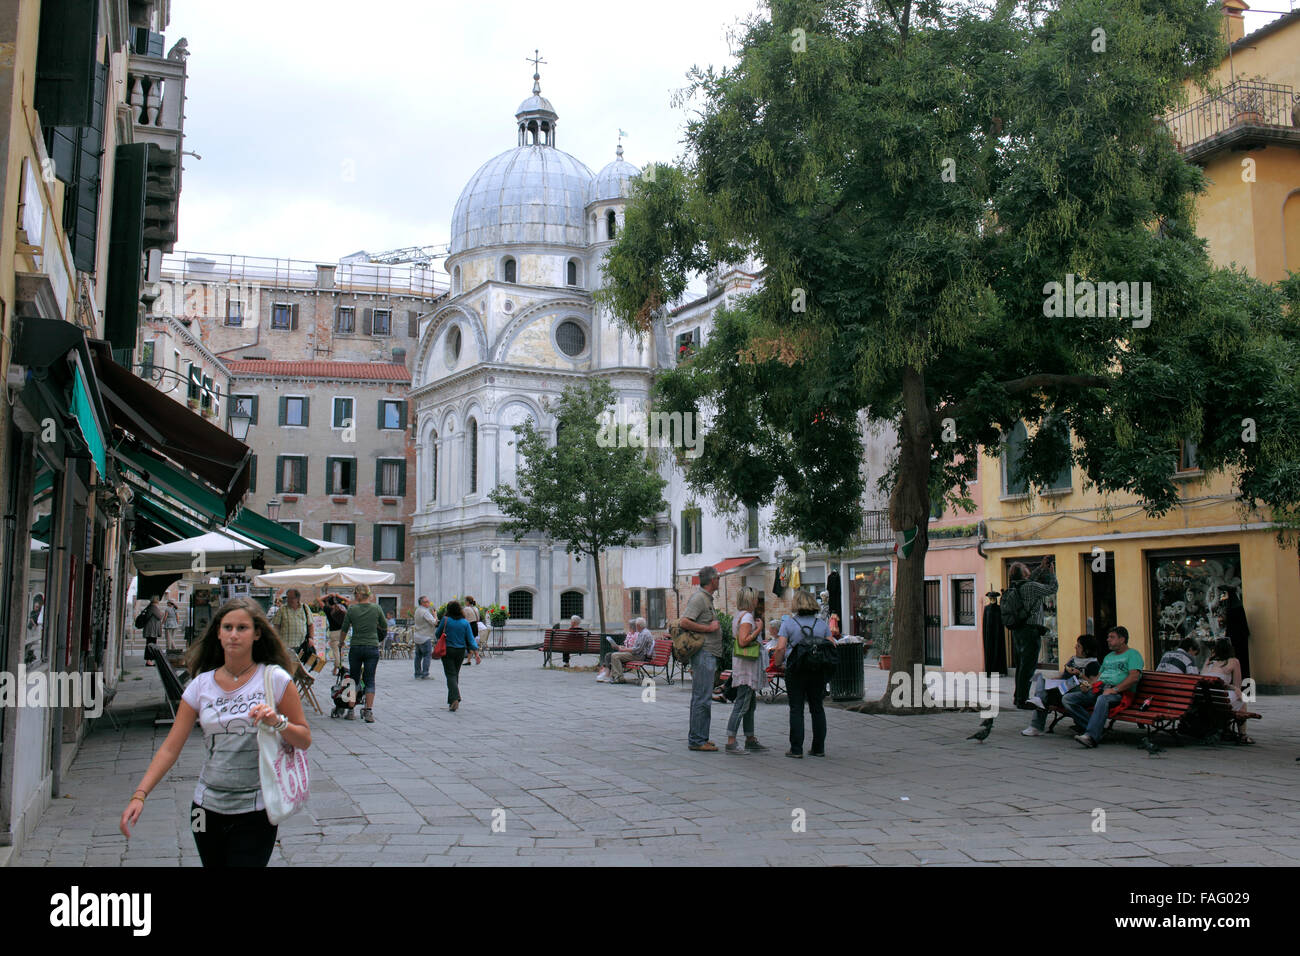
[229,507,319,562]
[134,490,207,541]
[32,512,51,542]
[33,467,52,505]
[114,444,226,529]
[72,360,107,477]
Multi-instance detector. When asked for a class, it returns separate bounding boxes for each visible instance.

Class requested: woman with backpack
[772,589,835,758]
[322,594,349,675]
[138,597,164,665]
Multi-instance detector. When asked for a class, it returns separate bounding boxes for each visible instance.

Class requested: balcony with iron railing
[1166,80,1300,163]
[128,39,188,251]
[856,509,894,546]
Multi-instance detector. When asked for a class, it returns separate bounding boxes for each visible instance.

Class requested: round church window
[446,325,462,365]
[556,320,587,357]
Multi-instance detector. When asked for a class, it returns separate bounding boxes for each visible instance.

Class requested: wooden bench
[1045,670,1243,743]
[622,638,674,684]
[541,627,605,666]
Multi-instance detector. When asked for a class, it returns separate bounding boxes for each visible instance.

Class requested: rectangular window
[378,596,398,620]
[322,522,356,546]
[280,396,308,427]
[951,578,975,627]
[276,456,307,494]
[376,459,405,497]
[272,303,293,330]
[332,397,354,429]
[232,395,258,424]
[248,455,257,493]
[326,457,356,496]
[225,300,243,326]
[374,524,403,561]
[372,309,392,336]
[186,364,201,401]
[140,341,155,376]
[647,589,667,630]
[681,508,703,555]
[201,375,213,411]
[379,399,405,430]
[278,520,301,535]
[1176,439,1199,473]
[1002,421,1030,497]
[675,328,700,364]
[630,589,642,617]
[335,306,355,334]
[746,505,759,549]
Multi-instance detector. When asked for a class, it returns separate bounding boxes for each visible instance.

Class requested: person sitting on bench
[558,615,582,668]
[597,617,654,683]
[1062,625,1143,748]
[1156,636,1200,675]
[1021,634,1100,737]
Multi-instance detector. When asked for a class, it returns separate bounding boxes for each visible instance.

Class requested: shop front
[848,561,893,649]
[1148,546,1244,673]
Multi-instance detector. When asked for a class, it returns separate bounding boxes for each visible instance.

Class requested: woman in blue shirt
[772,590,834,757]
[437,600,481,711]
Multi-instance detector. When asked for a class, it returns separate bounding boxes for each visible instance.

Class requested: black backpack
[135,607,150,629]
[1001,583,1032,630]
[790,618,838,675]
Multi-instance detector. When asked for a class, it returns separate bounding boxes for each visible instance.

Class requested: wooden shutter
[347,459,356,495]
[399,401,408,429]
[289,303,300,330]
[372,524,382,562]
[104,144,148,352]
[66,61,107,272]
[278,396,287,426]
[362,308,373,335]
[249,396,258,424]
[376,401,385,430]
[34,0,99,127]
[407,310,419,337]
[397,460,407,497]
[301,398,310,427]
[249,455,257,493]
[298,457,308,493]
[275,455,286,493]
[397,526,405,558]
[325,457,335,494]
[680,511,688,552]
[374,459,384,495]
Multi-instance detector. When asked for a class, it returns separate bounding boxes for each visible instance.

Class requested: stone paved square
[12,650,1300,867]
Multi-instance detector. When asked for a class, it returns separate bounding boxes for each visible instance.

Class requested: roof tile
[225,360,411,382]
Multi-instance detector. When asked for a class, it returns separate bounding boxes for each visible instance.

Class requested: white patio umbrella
[132,530,353,575]
[251,565,396,588]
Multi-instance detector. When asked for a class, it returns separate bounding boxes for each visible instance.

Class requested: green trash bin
[831,638,865,700]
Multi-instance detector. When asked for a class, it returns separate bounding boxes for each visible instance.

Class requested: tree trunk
[591,548,608,640]
[881,365,932,708]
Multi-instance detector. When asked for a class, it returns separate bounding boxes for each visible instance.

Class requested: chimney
[1223,0,1249,46]
[391,347,407,365]
[316,264,336,289]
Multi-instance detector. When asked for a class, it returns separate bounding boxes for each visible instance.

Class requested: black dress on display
[982,596,1008,675]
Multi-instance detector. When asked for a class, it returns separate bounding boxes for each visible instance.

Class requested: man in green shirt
[1062,625,1144,748]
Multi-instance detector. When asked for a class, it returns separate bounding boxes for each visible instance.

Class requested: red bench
[540,627,604,667]
[622,638,674,685]
[1045,670,1247,743]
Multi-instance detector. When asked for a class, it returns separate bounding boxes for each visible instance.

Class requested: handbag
[257,665,310,825]
[432,617,447,659]
[669,619,704,664]
[733,616,760,659]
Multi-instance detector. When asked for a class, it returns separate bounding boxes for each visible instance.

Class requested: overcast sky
[166,0,761,264]
[166,0,1286,267]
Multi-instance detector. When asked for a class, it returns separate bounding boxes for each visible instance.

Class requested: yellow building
[982,2,1300,693]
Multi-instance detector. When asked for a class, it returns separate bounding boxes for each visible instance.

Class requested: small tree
[489,379,668,637]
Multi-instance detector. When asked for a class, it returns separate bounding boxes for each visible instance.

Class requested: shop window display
[1149,549,1242,668]
[850,564,892,644]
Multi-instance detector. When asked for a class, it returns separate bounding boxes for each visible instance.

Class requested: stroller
[330,667,358,719]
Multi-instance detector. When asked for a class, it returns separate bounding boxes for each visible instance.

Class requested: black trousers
[1012,627,1040,704]
[786,668,827,755]
[442,647,466,705]
[191,802,277,867]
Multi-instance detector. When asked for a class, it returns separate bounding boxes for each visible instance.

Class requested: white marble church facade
[409,72,659,636]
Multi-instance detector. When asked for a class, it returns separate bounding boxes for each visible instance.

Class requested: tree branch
[931,372,1110,433]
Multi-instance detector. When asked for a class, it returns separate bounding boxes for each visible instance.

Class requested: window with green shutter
[34,0,99,127]
[279,396,308,427]
[378,400,405,430]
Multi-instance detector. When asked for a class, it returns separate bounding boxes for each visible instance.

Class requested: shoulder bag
[432,616,448,659]
[257,665,310,825]
[733,615,760,659]
[669,619,704,664]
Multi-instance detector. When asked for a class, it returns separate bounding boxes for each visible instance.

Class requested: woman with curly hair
[119,597,311,866]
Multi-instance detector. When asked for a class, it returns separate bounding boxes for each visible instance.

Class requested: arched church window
[606,210,617,241]
[468,418,478,494]
[430,430,438,506]
[452,266,461,295]
[503,258,516,284]
[508,589,533,620]
[567,260,578,286]
[446,325,462,365]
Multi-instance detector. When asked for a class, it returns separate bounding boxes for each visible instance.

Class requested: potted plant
[485,603,509,628]
[1231,78,1267,126]
[866,590,894,669]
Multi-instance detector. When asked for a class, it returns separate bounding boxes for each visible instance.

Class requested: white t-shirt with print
[181,664,292,813]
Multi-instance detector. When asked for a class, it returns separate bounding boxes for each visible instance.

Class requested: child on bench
[1022,635,1101,737]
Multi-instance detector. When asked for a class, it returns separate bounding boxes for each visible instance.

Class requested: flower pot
[1233,110,1263,126]
[877,654,892,671]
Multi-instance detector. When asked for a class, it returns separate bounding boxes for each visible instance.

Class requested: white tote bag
[257,665,310,825]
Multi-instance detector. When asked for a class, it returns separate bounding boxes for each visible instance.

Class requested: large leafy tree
[489,379,668,637]
[601,0,1300,704]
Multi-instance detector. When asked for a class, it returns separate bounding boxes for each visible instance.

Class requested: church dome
[448,69,594,256]
[588,145,640,205]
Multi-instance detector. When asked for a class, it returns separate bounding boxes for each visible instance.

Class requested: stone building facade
[223,359,417,618]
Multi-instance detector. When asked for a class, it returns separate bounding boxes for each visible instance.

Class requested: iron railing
[857,509,893,545]
[160,251,449,297]
[1166,80,1297,152]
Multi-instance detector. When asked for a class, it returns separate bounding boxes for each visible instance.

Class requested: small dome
[516,94,556,118]
[588,144,640,205]
[450,147,594,255]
